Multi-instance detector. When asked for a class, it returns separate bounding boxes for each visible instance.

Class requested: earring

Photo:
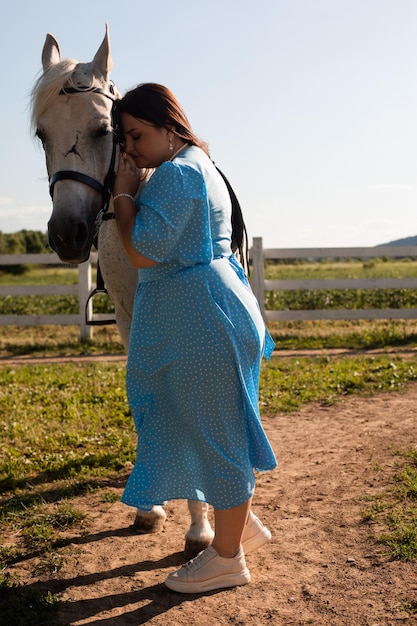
[169,136,173,151]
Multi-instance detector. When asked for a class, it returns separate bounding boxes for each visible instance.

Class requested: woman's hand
[113,153,158,269]
[113,153,142,197]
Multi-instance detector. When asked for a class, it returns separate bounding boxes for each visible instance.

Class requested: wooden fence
[1,239,417,339]
[250,237,417,322]
[0,252,106,340]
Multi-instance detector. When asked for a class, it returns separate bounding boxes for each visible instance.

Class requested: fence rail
[250,237,417,322]
[0,252,100,340]
[1,239,417,338]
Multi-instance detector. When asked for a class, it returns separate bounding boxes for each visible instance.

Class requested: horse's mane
[31,59,77,131]
[30,59,102,132]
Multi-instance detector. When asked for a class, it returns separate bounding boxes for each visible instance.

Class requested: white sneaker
[241,512,272,554]
[165,545,250,593]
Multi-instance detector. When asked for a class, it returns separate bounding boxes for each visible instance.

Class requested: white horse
[31,25,214,557]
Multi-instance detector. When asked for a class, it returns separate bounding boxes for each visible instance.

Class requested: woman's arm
[113,154,158,268]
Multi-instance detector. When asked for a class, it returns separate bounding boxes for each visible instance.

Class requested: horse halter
[48,82,120,215]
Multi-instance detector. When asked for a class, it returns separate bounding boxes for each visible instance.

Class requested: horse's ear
[42,34,61,70]
[92,24,113,78]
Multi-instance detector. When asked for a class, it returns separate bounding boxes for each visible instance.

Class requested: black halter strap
[49,170,106,195]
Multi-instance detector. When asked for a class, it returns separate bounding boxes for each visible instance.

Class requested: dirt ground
[6,369,417,625]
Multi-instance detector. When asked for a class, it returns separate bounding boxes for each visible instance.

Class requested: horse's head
[31,26,119,263]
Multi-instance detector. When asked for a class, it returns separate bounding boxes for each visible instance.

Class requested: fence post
[251,237,265,317]
[78,259,93,341]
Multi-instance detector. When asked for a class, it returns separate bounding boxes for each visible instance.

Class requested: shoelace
[182,548,215,572]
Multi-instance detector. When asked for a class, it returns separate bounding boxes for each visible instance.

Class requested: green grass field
[3,257,417,317]
[0,260,416,623]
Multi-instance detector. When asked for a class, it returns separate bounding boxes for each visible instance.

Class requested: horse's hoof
[183,538,211,559]
[133,506,166,534]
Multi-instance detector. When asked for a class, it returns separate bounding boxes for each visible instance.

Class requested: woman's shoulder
[159,147,212,183]
[141,151,206,199]
[176,145,212,169]
[175,146,220,183]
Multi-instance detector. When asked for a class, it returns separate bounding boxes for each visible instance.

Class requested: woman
[113,83,277,593]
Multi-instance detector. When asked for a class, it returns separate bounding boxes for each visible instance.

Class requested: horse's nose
[73,221,89,251]
[48,216,91,264]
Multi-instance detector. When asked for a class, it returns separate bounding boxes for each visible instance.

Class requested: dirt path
[1,345,417,366]
[7,374,417,625]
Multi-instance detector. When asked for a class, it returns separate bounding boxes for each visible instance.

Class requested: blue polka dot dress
[121,145,277,512]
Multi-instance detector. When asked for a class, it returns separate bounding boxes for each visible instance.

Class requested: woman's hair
[119,83,249,273]
[119,83,209,155]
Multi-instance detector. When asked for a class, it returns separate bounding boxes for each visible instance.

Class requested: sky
[0,0,416,249]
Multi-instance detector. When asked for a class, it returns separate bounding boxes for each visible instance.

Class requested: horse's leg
[98,219,171,535]
[97,217,136,350]
[184,500,214,558]
[133,506,167,533]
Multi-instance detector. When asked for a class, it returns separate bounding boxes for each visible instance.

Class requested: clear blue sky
[1,0,416,248]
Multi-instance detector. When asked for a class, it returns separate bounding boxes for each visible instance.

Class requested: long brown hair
[119,83,209,154]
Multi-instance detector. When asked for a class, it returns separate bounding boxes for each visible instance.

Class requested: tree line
[0,230,49,255]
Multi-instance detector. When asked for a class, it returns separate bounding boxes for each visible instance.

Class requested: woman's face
[121,113,172,168]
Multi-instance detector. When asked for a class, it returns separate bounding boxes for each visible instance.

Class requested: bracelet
[113,193,135,202]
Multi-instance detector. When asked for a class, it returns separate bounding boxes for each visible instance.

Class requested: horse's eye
[36,129,46,147]
[93,126,111,139]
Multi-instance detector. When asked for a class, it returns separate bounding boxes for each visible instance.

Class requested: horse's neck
[97,215,138,349]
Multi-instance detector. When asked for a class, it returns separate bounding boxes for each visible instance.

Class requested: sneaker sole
[242,525,272,555]
[165,569,251,593]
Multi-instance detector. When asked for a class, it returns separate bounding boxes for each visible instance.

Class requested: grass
[1,260,417,622]
[1,345,416,622]
[266,287,417,311]
[0,265,78,286]
[0,324,124,358]
[263,258,417,280]
[4,260,417,347]
[259,354,417,413]
[263,257,417,312]
[269,318,417,350]
[0,362,132,494]
[361,448,417,560]
[0,360,132,625]
[1,319,417,359]
[1,351,416,548]
[0,583,60,626]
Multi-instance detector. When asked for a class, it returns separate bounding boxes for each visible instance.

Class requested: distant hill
[377,235,417,247]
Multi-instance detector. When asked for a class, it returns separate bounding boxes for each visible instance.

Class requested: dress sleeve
[131,161,213,264]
